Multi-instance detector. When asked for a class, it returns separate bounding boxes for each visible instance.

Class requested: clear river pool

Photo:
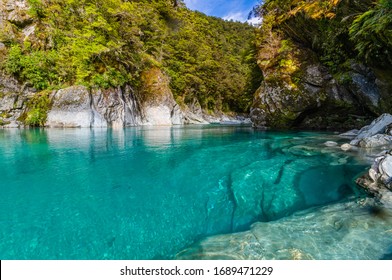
[0,126,391,259]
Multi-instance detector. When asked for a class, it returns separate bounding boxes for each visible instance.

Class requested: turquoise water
[0,126,370,259]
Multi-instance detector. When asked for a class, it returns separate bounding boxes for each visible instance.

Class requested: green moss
[334,72,352,85]
[22,91,52,127]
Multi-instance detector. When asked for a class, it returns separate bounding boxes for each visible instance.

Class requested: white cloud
[246,17,261,26]
[184,0,261,24]
[223,11,247,22]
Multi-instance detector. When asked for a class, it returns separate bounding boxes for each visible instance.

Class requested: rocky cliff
[1,68,246,128]
[0,0,253,128]
[250,0,392,130]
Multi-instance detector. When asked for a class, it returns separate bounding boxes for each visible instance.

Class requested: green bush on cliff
[23,92,51,127]
[1,0,260,113]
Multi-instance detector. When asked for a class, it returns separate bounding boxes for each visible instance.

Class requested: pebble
[324,141,338,147]
[341,143,352,151]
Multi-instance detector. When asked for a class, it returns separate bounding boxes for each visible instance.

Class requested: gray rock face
[138,68,185,126]
[1,65,246,128]
[339,129,359,138]
[350,114,392,146]
[46,86,103,128]
[92,86,143,128]
[356,152,392,208]
[250,41,384,130]
[177,198,392,260]
[0,71,34,127]
[183,99,209,124]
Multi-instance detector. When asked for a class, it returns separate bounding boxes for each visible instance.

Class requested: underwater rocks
[177,198,392,260]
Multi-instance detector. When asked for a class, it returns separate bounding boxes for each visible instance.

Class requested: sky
[183,0,261,24]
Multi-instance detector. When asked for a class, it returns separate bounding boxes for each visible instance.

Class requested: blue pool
[0,126,378,259]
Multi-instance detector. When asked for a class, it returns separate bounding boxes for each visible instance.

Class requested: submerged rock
[177,198,392,260]
[324,141,338,147]
[341,143,352,151]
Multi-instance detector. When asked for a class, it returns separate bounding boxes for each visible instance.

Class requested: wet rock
[339,129,359,138]
[359,134,392,148]
[356,152,392,207]
[350,114,392,146]
[324,141,338,147]
[341,143,352,151]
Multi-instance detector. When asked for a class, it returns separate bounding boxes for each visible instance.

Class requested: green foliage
[1,0,260,113]
[349,0,392,65]
[24,92,52,127]
[162,10,261,112]
[256,0,389,73]
[5,45,57,90]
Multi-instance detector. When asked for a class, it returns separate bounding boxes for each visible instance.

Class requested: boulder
[359,134,392,148]
[340,143,352,151]
[356,152,392,207]
[350,114,392,146]
[339,129,359,138]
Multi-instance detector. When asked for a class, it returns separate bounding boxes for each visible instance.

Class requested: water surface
[0,126,372,259]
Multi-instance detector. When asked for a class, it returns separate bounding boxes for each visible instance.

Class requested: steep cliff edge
[250,0,392,130]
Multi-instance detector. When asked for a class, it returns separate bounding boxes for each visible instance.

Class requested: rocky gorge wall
[0,0,251,128]
[250,46,387,130]
[249,0,392,130]
[0,68,248,128]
